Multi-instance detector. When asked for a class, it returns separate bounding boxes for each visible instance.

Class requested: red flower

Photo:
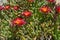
[27,0,34,3]
[47,0,55,3]
[0,6,4,10]
[22,10,32,17]
[12,18,26,26]
[39,5,51,13]
[13,6,19,10]
[4,5,10,10]
[56,6,60,13]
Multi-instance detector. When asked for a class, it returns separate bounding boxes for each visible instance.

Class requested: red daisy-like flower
[4,5,10,10]
[13,6,19,10]
[47,0,55,3]
[22,10,32,17]
[56,6,60,13]
[0,6,4,10]
[12,18,26,26]
[39,5,51,13]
